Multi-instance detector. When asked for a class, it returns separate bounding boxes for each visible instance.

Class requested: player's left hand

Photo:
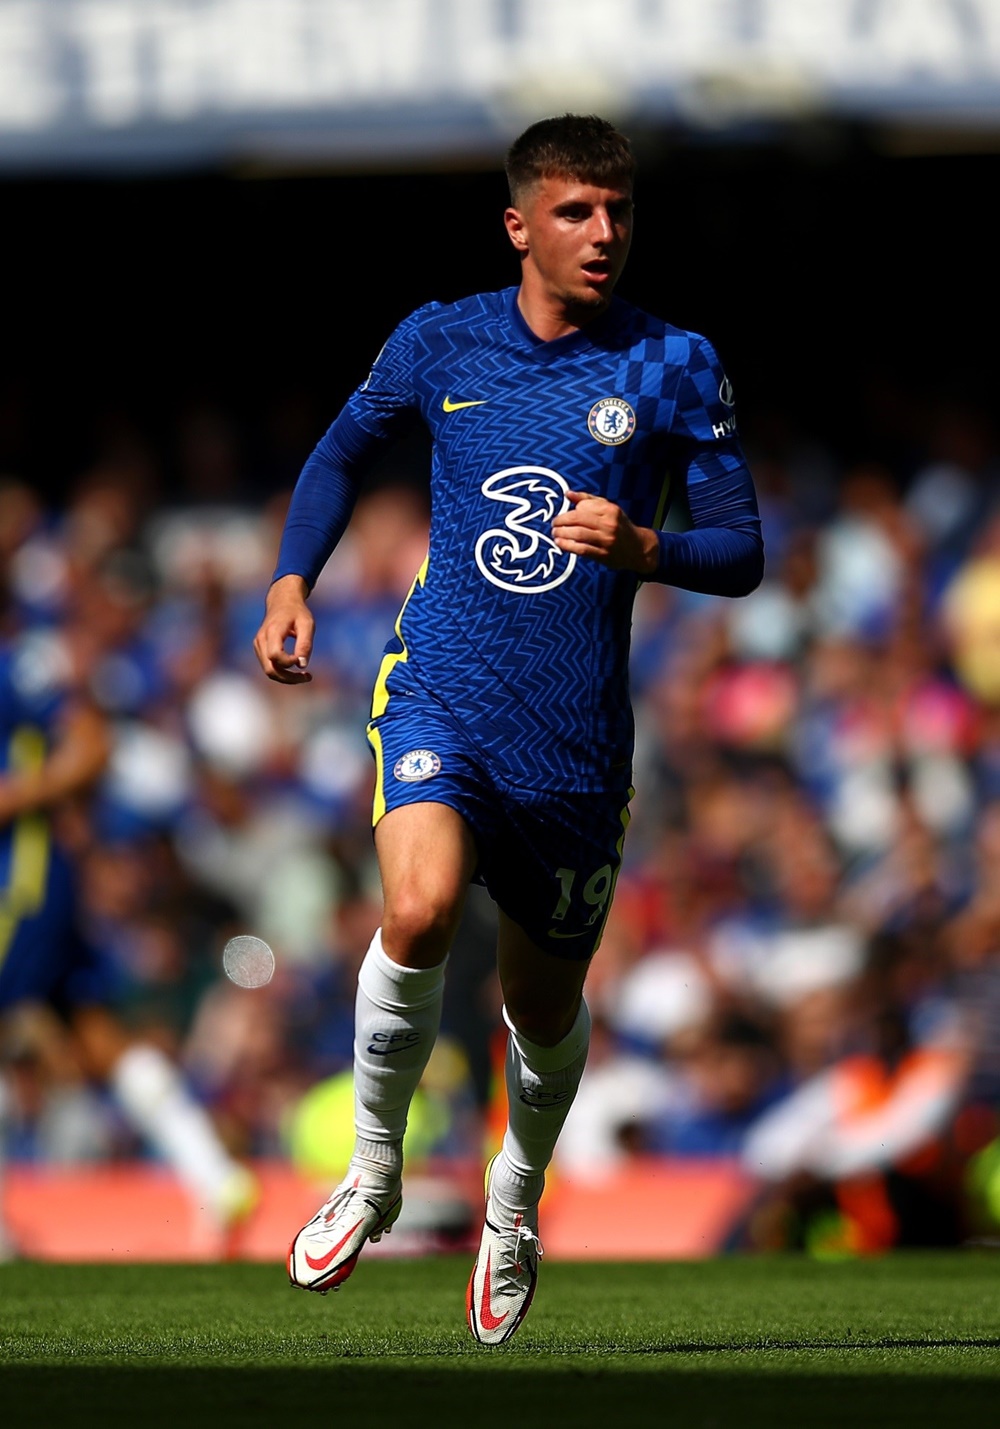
[552,491,658,575]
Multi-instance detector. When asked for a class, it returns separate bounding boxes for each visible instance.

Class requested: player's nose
[589,206,616,245]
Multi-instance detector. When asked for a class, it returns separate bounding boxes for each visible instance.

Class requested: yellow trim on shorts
[0,725,52,968]
[367,554,429,826]
[367,722,387,827]
[592,784,634,952]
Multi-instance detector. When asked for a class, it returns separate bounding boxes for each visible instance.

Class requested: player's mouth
[581,260,612,283]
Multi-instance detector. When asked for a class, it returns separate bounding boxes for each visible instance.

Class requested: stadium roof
[2,0,1000,171]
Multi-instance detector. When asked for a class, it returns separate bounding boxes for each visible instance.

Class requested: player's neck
[515,284,609,343]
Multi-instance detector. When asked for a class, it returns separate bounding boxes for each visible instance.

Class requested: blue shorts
[0,844,118,1015]
[367,697,632,961]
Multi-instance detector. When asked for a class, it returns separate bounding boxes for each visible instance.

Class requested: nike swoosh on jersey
[442,395,489,412]
[547,928,589,939]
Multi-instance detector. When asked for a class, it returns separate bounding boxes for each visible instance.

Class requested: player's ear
[504,206,529,253]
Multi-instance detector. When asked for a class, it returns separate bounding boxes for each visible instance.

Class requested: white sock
[350,929,446,1186]
[494,999,592,1214]
[110,1044,237,1212]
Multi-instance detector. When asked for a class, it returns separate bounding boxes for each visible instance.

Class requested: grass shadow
[4,1359,1000,1429]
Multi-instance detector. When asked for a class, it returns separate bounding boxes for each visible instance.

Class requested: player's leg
[467,784,631,1343]
[72,1005,257,1246]
[467,915,591,1344]
[495,913,592,1200]
[355,799,475,1146]
[289,800,477,1294]
[351,801,474,1178]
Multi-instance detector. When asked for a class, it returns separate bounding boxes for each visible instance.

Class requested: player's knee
[504,995,577,1049]
[382,888,460,967]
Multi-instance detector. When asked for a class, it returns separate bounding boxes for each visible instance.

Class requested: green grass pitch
[2,1254,998,1428]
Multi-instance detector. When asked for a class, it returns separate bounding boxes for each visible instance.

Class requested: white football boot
[288,1173,402,1294]
[466,1155,543,1345]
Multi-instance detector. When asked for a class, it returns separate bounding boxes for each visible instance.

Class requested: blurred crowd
[4,386,1000,1256]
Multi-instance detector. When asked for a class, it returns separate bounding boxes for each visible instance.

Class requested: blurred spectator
[941,511,1000,707]
[741,943,972,1254]
[0,598,254,1256]
[641,1009,784,1158]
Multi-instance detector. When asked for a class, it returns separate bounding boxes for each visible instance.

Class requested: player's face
[505,174,633,321]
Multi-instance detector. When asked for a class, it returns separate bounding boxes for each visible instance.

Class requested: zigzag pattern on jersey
[364,290,744,793]
[405,295,636,787]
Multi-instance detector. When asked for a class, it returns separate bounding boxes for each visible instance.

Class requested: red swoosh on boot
[304,1218,365,1271]
[478,1250,510,1332]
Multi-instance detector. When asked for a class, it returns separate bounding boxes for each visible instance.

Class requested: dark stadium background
[4,130,997,502]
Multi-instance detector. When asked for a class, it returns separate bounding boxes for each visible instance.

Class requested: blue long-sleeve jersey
[275,287,763,792]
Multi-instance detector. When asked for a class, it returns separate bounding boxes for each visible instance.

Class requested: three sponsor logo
[469,395,639,595]
[474,466,577,595]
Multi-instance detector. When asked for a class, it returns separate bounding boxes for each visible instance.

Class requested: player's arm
[0,700,109,828]
[648,335,764,595]
[550,456,763,593]
[645,448,764,596]
[552,336,763,594]
[254,412,377,684]
[255,318,422,685]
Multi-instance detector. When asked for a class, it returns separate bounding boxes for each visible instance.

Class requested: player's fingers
[552,534,611,561]
[551,525,605,545]
[255,623,313,683]
[556,498,614,520]
[267,669,313,684]
[265,650,313,684]
[292,617,314,669]
[252,628,274,674]
[553,516,615,545]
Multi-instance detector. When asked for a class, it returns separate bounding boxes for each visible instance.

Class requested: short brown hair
[505,114,635,205]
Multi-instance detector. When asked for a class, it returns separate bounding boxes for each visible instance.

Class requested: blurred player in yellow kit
[0,620,255,1258]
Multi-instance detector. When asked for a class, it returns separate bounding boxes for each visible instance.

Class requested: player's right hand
[253,575,314,684]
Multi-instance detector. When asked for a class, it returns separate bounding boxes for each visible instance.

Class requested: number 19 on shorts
[552,865,613,926]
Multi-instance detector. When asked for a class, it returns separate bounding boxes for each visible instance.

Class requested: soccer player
[254,114,764,1342]
[0,629,256,1257]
